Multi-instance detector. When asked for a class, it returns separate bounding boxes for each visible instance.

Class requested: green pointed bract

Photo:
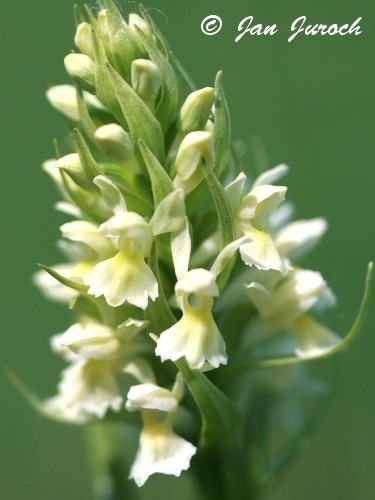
[139,4,169,57]
[150,190,185,236]
[101,0,140,81]
[73,4,85,28]
[71,293,103,322]
[91,28,126,127]
[170,51,197,92]
[74,128,102,186]
[147,241,177,333]
[135,26,179,133]
[106,63,165,168]
[6,369,84,425]
[76,88,97,143]
[37,263,89,293]
[85,5,112,61]
[176,359,239,450]
[59,170,103,222]
[139,140,174,206]
[101,164,154,217]
[214,71,231,177]
[202,163,235,249]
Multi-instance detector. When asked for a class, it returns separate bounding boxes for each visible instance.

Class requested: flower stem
[85,423,138,500]
[192,444,262,500]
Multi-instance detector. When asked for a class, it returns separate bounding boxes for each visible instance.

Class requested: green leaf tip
[37,263,89,293]
[73,127,102,183]
[6,368,88,425]
[139,139,174,206]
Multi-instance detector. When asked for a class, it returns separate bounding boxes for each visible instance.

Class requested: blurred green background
[1,0,374,498]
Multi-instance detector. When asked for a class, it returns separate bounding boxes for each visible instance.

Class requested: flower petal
[171,216,191,279]
[290,315,341,358]
[275,218,328,261]
[58,359,123,418]
[155,311,227,370]
[94,175,127,214]
[60,322,122,360]
[240,227,287,274]
[129,420,196,487]
[252,164,289,188]
[87,252,158,309]
[126,383,179,413]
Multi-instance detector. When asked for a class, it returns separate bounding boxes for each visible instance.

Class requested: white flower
[33,220,116,303]
[60,220,115,262]
[275,217,328,262]
[225,168,288,274]
[246,268,340,358]
[60,318,149,361]
[49,319,149,419]
[126,374,197,486]
[129,416,196,486]
[156,269,227,370]
[57,358,123,418]
[87,211,158,309]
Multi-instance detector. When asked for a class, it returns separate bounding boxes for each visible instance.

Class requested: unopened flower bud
[95,124,134,163]
[74,22,94,59]
[46,85,80,122]
[128,13,152,51]
[55,153,92,191]
[131,59,161,102]
[179,87,214,133]
[174,131,214,193]
[64,54,95,94]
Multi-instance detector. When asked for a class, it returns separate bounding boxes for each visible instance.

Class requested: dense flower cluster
[32,1,369,490]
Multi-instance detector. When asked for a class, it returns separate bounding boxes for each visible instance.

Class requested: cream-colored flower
[57,358,123,418]
[87,211,158,309]
[49,318,150,419]
[156,269,227,370]
[33,220,116,304]
[226,170,288,274]
[126,374,197,486]
[246,268,340,358]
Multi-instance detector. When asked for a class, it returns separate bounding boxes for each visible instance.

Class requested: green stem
[192,443,261,500]
[85,423,139,500]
